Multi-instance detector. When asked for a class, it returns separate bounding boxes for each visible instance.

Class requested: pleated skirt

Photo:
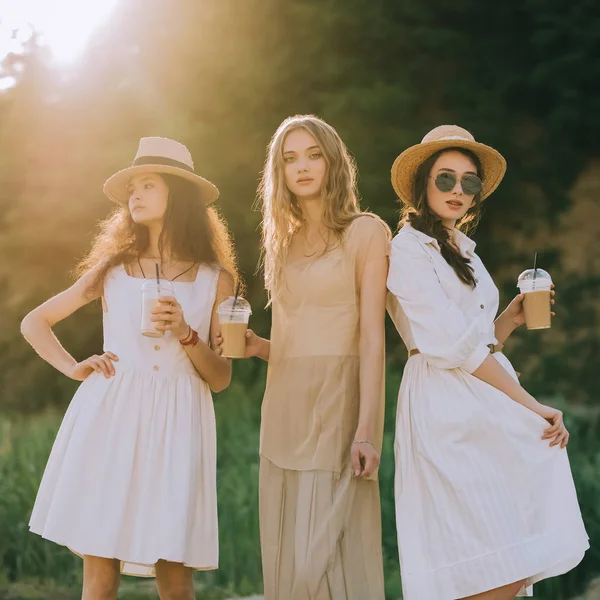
[29,369,218,577]
[395,353,588,599]
[259,457,385,600]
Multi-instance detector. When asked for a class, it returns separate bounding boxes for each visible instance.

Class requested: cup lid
[141,278,175,290]
[517,268,552,283]
[218,296,252,313]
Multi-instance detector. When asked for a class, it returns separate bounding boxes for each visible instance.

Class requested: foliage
[0,0,598,597]
[1,380,599,599]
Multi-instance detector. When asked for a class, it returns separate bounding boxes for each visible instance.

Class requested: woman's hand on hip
[153,296,189,340]
[68,351,119,381]
[351,440,380,478]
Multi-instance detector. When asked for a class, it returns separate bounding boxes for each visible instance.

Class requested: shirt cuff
[461,343,490,373]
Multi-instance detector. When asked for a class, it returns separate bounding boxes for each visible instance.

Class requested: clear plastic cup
[517,269,553,330]
[217,296,252,358]
[141,279,175,338]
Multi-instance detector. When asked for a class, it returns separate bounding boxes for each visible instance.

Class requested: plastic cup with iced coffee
[217,296,252,358]
[517,268,553,330]
[140,279,175,338]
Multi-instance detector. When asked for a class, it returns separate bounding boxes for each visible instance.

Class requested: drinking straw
[232,281,241,307]
[230,281,241,321]
[155,263,160,293]
[533,253,538,289]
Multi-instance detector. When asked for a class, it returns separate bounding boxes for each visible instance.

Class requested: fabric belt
[408,343,503,358]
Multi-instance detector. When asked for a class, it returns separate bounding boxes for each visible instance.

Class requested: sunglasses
[430,172,482,196]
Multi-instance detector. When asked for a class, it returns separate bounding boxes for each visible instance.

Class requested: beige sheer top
[259,214,390,478]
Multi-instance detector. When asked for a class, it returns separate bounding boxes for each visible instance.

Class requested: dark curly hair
[76,173,240,295]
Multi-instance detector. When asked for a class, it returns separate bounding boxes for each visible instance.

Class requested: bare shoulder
[215,268,236,301]
[347,212,392,241]
[72,261,109,300]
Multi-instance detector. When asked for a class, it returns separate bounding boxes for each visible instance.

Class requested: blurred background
[0,0,599,598]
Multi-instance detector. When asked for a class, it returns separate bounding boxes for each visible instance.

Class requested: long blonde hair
[258,115,361,301]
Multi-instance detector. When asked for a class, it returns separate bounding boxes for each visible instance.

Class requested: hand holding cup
[216,296,252,358]
[214,328,262,359]
[151,296,189,340]
[506,284,556,329]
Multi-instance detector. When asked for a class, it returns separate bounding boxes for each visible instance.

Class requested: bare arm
[157,270,234,393]
[494,286,555,345]
[472,354,569,447]
[245,331,270,362]
[472,354,545,414]
[355,254,388,444]
[20,266,117,380]
[494,310,519,346]
[353,247,389,478]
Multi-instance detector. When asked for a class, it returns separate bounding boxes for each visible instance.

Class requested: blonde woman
[218,115,389,598]
[386,125,589,600]
[21,138,239,600]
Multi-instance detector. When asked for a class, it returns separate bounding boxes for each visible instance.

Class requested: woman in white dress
[386,125,589,600]
[20,137,238,600]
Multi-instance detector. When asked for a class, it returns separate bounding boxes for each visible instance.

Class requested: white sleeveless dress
[29,264,220,577]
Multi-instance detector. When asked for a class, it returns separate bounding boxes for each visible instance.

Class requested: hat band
[436,135,471,142]
[132,155,194,173]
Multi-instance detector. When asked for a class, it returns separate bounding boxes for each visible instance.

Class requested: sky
[0,0,119,80]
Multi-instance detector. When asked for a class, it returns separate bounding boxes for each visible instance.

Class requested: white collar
[402,222,476,257]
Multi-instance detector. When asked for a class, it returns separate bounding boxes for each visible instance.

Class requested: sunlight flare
[0,0,119,65]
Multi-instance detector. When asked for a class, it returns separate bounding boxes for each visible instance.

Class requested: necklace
[302,228,329,258]
[137,257,197,282]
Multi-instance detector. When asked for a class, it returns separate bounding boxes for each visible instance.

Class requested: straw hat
[103,137,219,206]
[391,125,506,205]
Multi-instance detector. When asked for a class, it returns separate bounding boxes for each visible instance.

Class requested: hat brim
[103,164,220,206]
[391,139,507,205]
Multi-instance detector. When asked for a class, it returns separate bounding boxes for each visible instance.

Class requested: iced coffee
[517,269,552,330]
[217,296,252,358]
[141,279,175,338]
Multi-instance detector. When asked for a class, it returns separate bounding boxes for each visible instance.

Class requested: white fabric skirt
[394,352,588,599]
[29,369,218,577]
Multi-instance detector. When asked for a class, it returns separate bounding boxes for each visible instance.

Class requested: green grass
[1,362,599,599]
[0,580,238,599]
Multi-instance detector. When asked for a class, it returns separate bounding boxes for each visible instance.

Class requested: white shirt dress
[386,223,589,600]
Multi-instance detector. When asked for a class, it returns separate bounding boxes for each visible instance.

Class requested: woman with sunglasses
[386,125,588,600]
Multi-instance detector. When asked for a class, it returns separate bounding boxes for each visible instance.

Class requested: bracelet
[178,325,192,343]
[352,439,376,450]
[179,328,199,347]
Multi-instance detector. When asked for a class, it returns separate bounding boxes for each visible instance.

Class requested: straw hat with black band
[391,125,507,206]
[104,137,219,206]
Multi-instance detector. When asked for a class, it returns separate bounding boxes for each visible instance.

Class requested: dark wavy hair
[77,173,240,295]
[398,147,483,288]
